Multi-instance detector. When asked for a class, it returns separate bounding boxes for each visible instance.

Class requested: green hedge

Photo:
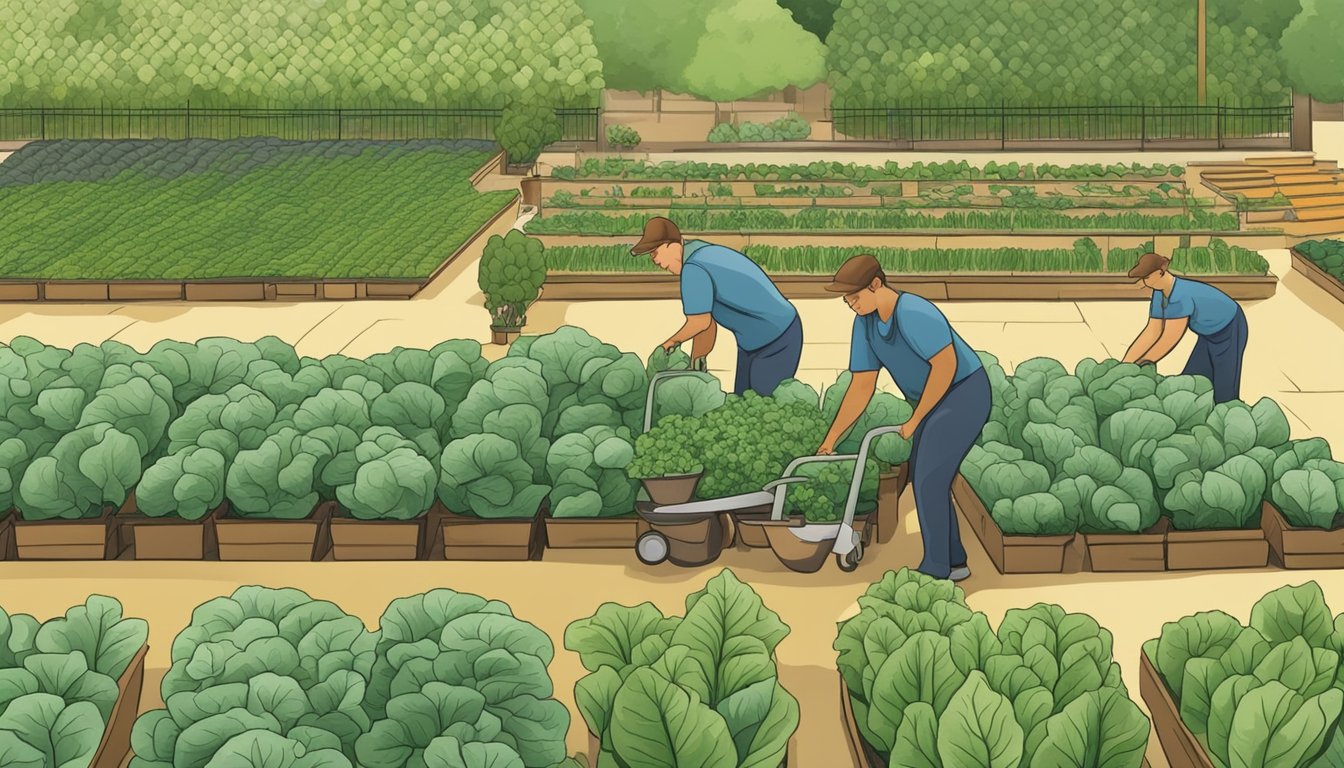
[827,0,1289,106]
[0,0,604,107]
[0,139,516,280]
[550,159,1186,182]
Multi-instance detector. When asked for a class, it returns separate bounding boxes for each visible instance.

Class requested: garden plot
[0,139,517,298]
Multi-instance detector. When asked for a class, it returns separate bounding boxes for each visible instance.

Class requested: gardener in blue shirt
[1121,251,1248,404]
[818,254,990,583]
[631,216,803,396]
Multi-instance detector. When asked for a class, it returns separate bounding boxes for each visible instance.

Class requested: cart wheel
[836,542,863,573]
[636,531,670,565]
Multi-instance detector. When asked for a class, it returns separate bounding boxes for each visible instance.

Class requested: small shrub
[605,123,641,148]
[495,103,562,171]
[478,230,547,329]
[707,123,739,143]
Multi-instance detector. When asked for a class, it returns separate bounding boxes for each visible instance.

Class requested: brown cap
[630,216,682,255]
[825,254,886,293]
[1127,252,1172,279]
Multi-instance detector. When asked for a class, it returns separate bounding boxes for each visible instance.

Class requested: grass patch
[525,207,1241,234]
[0,139,515,280]
[545,239,1269,276]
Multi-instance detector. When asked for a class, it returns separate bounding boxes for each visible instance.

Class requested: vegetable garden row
[0,329,909,563]
[0,325,1339,576]
[14,571,1344,767]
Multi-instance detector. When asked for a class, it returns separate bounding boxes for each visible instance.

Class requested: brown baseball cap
[630,216,682,255]
[825,254,886,293]
[1127,252,1172,279]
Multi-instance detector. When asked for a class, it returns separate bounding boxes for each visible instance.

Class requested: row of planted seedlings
[0,326,910,562]
[20,570,1344,767]
[545,180,1210,215]
[1293,239,1344,308]
[957,353,1344,574]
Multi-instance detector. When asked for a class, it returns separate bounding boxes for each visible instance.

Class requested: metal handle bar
[644,369,714,433]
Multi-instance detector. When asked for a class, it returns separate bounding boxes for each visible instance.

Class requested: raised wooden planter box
[0,511,13,560]
[89,644,149,768]
[1139,650,1216,768]
[13,500,126,560]
[1165,525,1269,571]
[1261,500,1344,569]
[118,497,224,560]
[329,510,433,561]
[216,502,334,561]
[433,503,545,561]
[544,513,648,549]
[951,475,1077,574]
[1291,249,1344,306]
[541,272,1278,303]
[1083,519,1168,572]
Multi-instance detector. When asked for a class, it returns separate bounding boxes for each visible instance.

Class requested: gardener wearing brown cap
[631,216,803,396]
[818,254,989,583]
[1121,252,1247,403]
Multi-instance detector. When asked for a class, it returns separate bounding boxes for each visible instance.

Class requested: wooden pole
[1197,0,1207,104]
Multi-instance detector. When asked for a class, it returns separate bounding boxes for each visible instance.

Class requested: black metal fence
[0,105,602,143]
[829,103,1294,146]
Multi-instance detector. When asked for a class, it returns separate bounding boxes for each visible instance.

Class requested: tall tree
[1280,0,1344,102]
[775,0,842,42]
[579,0,825,100]
[681,0,827,101]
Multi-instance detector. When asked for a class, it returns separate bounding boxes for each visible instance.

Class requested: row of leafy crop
[0,596,148,765]
[0,139,516,281]
[0,329,658,527]
[1148,581,1344,768]
[547,238,1269,276]
[524,207,1242,235]
[1296,239,1344,286]
[962,354,1344,537]
[0,329,912,532]
[549,159,1187,182]
[838,569,1150,766]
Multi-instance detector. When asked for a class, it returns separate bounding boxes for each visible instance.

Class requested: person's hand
[816,441,836,456]
[898,421,919,440]
[661,338,679,353]
[1137,359,1155,367]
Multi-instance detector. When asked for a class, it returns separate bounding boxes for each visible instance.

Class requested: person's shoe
[949,566,971,582]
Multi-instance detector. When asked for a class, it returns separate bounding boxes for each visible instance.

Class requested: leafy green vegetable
[546,426,638,518]
[566,570,798,768]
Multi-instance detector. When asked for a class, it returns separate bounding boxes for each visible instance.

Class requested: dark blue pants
[1182,307,1248,404]
[734,315,803,396]
[908,368,991,579]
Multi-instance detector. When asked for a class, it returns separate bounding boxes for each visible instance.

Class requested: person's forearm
[664,316,712,347]
[908,358,956,427]
[689,320,717,363]
[1122,328,1160,363]
[823,379,876,447]
[1144,329,1186,363]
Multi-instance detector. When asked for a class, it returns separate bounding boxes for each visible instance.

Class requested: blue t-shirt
[680,241,798,352]
[1149,277,1239,336]
[850,293,983,404]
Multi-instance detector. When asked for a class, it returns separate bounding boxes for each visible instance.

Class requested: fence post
[185,100,190,139]
[1216,100,1223,149]
[39,105,45,141]
[336,107,342,141]
[1140,104,1146,148]
[1000,100,1006,150]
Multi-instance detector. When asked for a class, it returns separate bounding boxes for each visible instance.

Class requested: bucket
[641,473,704,505]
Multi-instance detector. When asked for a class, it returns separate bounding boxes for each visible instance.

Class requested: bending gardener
[1121,251,1248,403]
[818,255,989,582]
[631,216,803,396]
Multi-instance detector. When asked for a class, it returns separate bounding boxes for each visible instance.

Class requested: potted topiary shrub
[605,123,641,151]
[478,230,547,345]
[496,102,562,175]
